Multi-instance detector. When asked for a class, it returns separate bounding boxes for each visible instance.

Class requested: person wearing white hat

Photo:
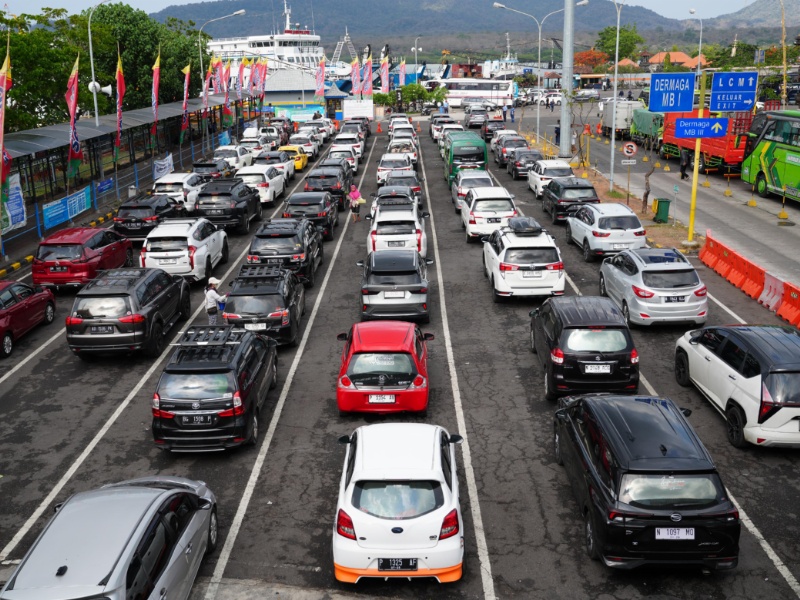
[205,277,226,325]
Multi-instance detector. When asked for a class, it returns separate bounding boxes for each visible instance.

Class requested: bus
[444,137,488,184]
[435,78,516,108]
[741,110,800,201]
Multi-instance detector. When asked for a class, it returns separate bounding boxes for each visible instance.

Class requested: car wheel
[124,248,133,267]
[237,213,250,235]
[482,255,488,278]
[554,426,563,466]
[491,278,501,303]
[465,230,473,243]
[220,240,229,265]
[204,258,213,284]
[248,414,258,446]
[544,370,557,401]
[756,173,770,198]
[530,329,537,353]
[324,226,334,242]
[288,320,300,346]
[550,207,557,225]
[599,274,607,297]
[304,262,316,288]
[335,210,340,226]
[584,512,600,561]
[622,302,632,327]
[454,203,460,214]
[269,354,278,389]
[205,507,218,555]
[44,302,56,325]
[726,405,747,448]
[583,240,594,263]
[0,332,12,358]
[178,293,191,321]
[565,223,574,245]
[675,350,691,387]
[255,202,263,221]
[145,322,164,358]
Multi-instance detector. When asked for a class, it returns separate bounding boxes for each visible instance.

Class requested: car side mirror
[34,285,44,293]
[365,215,372,220]
[422,212,430,218]
[336,333,348,341]
[198,497,213,510]
[172,275,184,284]
[356,260,364,267]
[423,333,435,341]
[480,236,489,243]
[338,434,352,444]
[680,407,693,418]
[529,309,540,317]
[425,259,434,265]
[448,434,463,444]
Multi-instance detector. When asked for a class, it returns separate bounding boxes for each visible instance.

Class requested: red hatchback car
[0,281,56,357]
[32,228,133,289]
[336,321,434,416]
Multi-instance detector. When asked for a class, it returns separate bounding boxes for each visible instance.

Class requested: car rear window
[198,192,232,202]
[473,199,514,212]
[330,151,353,159]
[562,188,597,200]
[368,271,422,286]
[641,269,700,288]
[239,174,266,186]
[380,159,409,169]
[215,149,236,158]
[347,352,417,385]
[225,294,284,315]
[255,157,282,165]
[72,296,130,318]
[153,183,184,193]
[158,372,235,400]
[251,235,302,253]
[619,473,726,509]
[505,140,528,148]
[462,177,493,188]
[765,372,800,404]
[599,216,641,230]
[194,164,220,173]
[376,221,416,235]
[543,167,573,178]
[352,480,444,519]
[36,244,83,260]
[118,207,155,219]
[146,237,188,252]
[286,201,325,213]
[504,248,560,264]
[390,144,414,153]
[563,328,630,352]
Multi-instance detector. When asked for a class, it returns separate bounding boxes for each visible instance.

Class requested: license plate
[90,325,113,334]
[244,323,267,331]
[206,209,223,215]
[665,296,686,303]
[655,527,695,540]
[368,394,396,404]
[181,414,214,425]
[585,364,611,374]
[50,266,67,272]
[266,258,282,264]
[125,222,142,229]
[160,259,177,265]
[487,218,500,223]
[612,243,627,250]
[522,270,543,278]
[388,241,405,247]
[378,558,417,571]
[384,291,405,298]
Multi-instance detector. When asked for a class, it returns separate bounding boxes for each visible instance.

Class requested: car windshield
[225,294,284,315]
[118,207,155,219]
[72,295,130,318]
[37,244,83,260]
[251,235,301,254]
[504,248,560,264]
[146,237,188,252]
[287,201,325,213]
[505,140,528,148]
[380,159,409,169]
[352,480,444,520]
[376,221,416,235]
[194,164,221,173]
[153,183,184,193]
[641,269,700,289]
[462,177,493,188]
[517,152,543,162]
[619,473,726,510]
[368,271,422,285]
[562,188,597,200]
[473,199,514,212]
[543,168,573,178]
[255,156,282,165]
[765,372,800,403]
[599,216,641,230]
[214,149,236,159]
[389,144,414,153]
[563,328,630,352]
[158,372,235,400]
[347,352,417,385]
[239,174,266,186]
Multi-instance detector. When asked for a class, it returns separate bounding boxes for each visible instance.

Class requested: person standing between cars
[680,149,690,180]
[502,104,508,122]
[554,121,561,146]
[205,277,226,325]
[348,184,363,223]
[443,99,449,114]
[549,97,555,112]
[510,105,516,123]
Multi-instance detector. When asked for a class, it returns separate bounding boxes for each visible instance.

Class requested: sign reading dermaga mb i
[648,73,696,113]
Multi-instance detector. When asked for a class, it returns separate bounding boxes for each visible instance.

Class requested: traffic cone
[417,122,421,133]
[377,121,382,133]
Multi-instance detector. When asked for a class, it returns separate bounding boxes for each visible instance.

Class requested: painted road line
[202,135,378,600]
[419,145,497,599]
[707,292,746,324]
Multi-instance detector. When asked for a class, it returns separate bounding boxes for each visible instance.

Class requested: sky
[8,0,756,21]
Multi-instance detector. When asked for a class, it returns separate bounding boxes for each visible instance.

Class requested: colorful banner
[351,58,361,95]
[213,56,223,94]
[399,59,406,87]
[0,50,13,222]
[237,58,248,100]
[380,57,389,93]
[65,55,83,177]
[114,53,125,161]
[315,57,325,99]
[153,153,174,179]
[1,173,25,234]
[151,51,160,148]
[42,186,91,230]
[362,55,373,96]
[222,60,233,128]
[179,64,190,144]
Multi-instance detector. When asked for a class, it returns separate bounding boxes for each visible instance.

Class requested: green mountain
[707,0,800,28]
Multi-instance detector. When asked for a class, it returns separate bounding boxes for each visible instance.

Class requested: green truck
[629,109,664,152]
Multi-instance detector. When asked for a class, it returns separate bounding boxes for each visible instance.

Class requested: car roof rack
[179,326,243,346]
[504,216,544,236]
[236,264,284,279]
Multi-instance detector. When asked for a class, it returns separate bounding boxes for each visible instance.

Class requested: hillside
[708,0,800,28]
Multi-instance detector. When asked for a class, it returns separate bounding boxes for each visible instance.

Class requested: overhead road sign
[649,73,696,113]
[710,71,758,112]
[674,117,729,139]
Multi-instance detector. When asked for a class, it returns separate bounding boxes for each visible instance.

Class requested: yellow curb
[24,255,33,263]
[10,262,20,271]
[97,217,105,224]
[89,221,97,227]
[0,269,6,277]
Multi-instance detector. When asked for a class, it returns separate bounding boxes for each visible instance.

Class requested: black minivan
[530,296,639,400]
[554,394,740,571]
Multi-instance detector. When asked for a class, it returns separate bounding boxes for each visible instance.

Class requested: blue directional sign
[674,117,729,139]
[710,71,759,112]
[648,73,696,112]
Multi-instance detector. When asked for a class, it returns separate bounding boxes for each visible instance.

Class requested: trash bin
[128,185,137,199]
[654,198,671,223]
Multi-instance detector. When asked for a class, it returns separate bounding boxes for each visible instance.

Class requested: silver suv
[565,203,647,262]
[599,248,708,327]
[0,476,217,600]
[357,249,434,322]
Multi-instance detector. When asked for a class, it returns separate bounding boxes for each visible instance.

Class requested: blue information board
[674,117,729,139]
[648,73,696,112]
[43,186,92,230]
[710,71,758,112]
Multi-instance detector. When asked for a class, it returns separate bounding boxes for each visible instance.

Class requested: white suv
[376,153,413,185]
[565,203,647,262]
[460,187,517,243]
[367,207,428,258]
[482,217,565,301]
[527,160,574,198]
[214,145,253,170]
[152,173,205,211]
[140,218,228,283]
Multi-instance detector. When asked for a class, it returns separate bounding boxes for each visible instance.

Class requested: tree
[595,24,644,61]
[574,49,609,69]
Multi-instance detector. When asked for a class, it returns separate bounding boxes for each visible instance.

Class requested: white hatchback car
[333,133,363,158]
[152,173,205,211]
[214,145,253,170]
[367,207,428,258]
[140,218,228,283]
[333,423,464,584]
[329,148,359,174]
[527,160,574,198]
[482,217,565,300]
[461,187,517,243]
[565,203,648,262]
[236,164,286,205]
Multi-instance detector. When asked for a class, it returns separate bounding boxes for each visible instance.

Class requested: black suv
[542,177,600,223]
[152,326,279,451]
[223,264,306,345]
[194,178,261,235]
[283,192,339,241]
[318,158,354,187]
[192,159,233,182]
[481,119,506,141]
[247,219,324,288]
[530,296,639,400]
[507,149,545,179]
[66,268,191,361]
[554,394,740,571]
[113,194,186,240]
[304,167,347,209]
[383,171,425,208]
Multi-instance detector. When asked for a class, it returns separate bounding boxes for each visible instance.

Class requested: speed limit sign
[622,142,638,157]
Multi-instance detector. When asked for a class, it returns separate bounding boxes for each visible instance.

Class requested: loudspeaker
[100,84,113,97]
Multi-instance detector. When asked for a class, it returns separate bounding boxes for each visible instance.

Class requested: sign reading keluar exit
[674,117,729,139]
[648,73,696,113]
[710,71,758,112]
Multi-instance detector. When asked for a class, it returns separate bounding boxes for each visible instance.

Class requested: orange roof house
[649,51,691,65]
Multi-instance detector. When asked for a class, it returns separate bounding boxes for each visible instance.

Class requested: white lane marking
[707,292,746,324]
[15,272,31,281]
[419,149,497,598]
[202,136,378,600]
[565,273,581,295]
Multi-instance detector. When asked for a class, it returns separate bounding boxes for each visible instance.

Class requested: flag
[237,58,248,101]
[151,51,160,149]
[351,58,361,95]
[223,60,231,92]
[213,56,223,93]
[0,50,12,227]
[248,57,257,96]
[314,57,325,99]
[222,60,234,128]
[179,64,190,144]
[399,59,406,87]
[114,53,125,161]
[380,56,389,94]
[362,55,373,96]
[65,55,83,178]
[203,62,212,133]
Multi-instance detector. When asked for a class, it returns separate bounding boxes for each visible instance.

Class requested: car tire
[554,425,564,466]
[726,405,747,448]
[544,370,557,401]
[0,332,12,358]
[622,302,633,327]
[238,213,250,235]
[220,240,229,265]
[270,354,279,389]
[482,255,488,278]
[145,322,164,358]
[324,226,334,242]
[583,240,594,263]
[530,329,537,353]
[599,274,607,297]
[289,320,300,346]
[565,223,574,245]
[491,278,501,303]
[124,248,133,267]
[204,258,213,284]
[178,293,191,321]
[205,507,219,555]
[675,351,691,387]
[551,207,557,225]
[335,210,341,226]
[255,202,263,221]
[465,230,473,243]
[584,512,600,561]
[43,302,56,325]
[248,414,258,446]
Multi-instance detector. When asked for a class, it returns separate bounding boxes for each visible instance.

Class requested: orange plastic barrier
[776,282,800,326]
[758,272,784,312]
[724,251,747,289]
[741,261,766,300]
[698,231,719,270]
[713,245,733,279]
[596,122,602,135]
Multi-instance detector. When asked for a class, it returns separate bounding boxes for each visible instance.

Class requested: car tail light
[632,285,654,298]
[759,381,781,423]
[439,509,459,540]
[246,255,260,263]
[113,217,123,222]
[551,348,564,365]
[229,201,237,209]
[304,183,310,191]
[119,313,146,324]
[694,286,708,297]
[608,510,636,522]
[502,148,507,154]
[416,229,422,252]
[223,312,240,319]
[317,211,328,217]
[457,187,464,197]
[546,262,564,271]
[194,202,200,211]
[630,348,639,364]
[370,230,377,252]
[499,262,519,272]
[410,374,427,388]
[291,253,305,262]
[139,247,147,267]
[218,392,244,417]
[515,161,522,167]
[468,212,476,225]
[188,245,197,270]
[151,393,175,419]
[592,230,611,238]
[183,189,188,199]
[142,215,159,222]
[333,182,342,189]
[336,509,357,540]
[412,186,421,193]
[258,182,269,188]
[211,173,221,178]
[283,212,291,218]
[65,316,83,326]
[339,375,355,389]
[634,229,647,236]
[361,288,380,295]
[268,309,290,325]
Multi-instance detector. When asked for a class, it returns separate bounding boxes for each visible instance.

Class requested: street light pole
[609,0,625,191]
[88,0,110,127]
[779,0,788,109]
[689,9,703,82]
[413,36,421,84]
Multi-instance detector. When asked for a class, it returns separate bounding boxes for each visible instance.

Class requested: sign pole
[687,69,706,243]
[626,164,631,206]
